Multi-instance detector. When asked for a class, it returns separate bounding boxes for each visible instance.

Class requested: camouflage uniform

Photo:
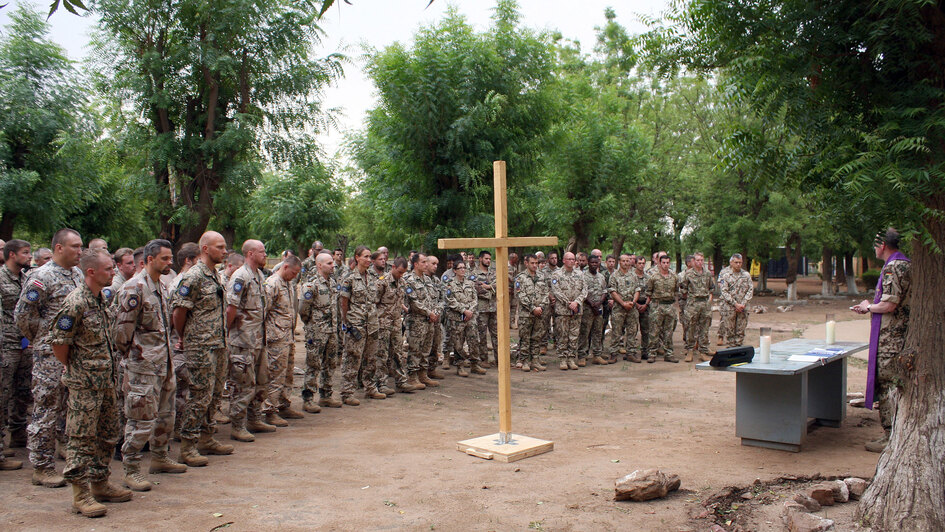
[676,270,689,346]
[645,271,679,360]
[299,256,317,285]
[263,273,295,415]
[170,261,227,444]
[49,283,120,484]
[508,260,524,329]
[514,270,545,364]
[225,264,268,426]
[471,267,497,364]
[404,272,433,372]
[339,269,379,398]
[1,264,32,455]
[15,261,82,470]
[299,274,339,401]
[114,271,175,465]
[718,267,753,347]
[632,270,651,358]
[374,272,408,389]
[714,266,731,343]
[680,268,715,355]
[876,258,911,432]
[578,268,606,362]
[168,273,188,437]
[606,269,640,359]
[550,268,586,361]
[424,274,445,369]
[440,270,455,362]
[445,275,480,366]
[540,265,557,347]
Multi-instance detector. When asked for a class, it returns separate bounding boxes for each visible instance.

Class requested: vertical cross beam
[493,161,512,440]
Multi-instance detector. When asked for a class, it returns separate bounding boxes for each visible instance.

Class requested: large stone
[793,493,822,512]
[783,503,836,532]
[614,469,681,501]
[843,477,868,500]
[809,484,835,506]
[829,480,850,503]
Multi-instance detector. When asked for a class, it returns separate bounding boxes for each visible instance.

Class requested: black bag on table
[709,346,755,367]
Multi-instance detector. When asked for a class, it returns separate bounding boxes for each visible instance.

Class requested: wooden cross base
[457,433,554,463]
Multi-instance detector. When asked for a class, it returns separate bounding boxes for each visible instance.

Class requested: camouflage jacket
[375,272,405,330]
[583,269,607,311]
[225,264,266,349]
[718,268,753,307]
[646,271,679,302]
[264,273,296,344]
[340,268,379,333]
[550,268,587,316]
[15,260,83,355]
[680,268,715,299]
[471,267,497,313]
[299,255,317,284]
[878,258,911,354]
[444,276,477,321]
[0,264,26,352]
[514,270,545,313]
[608,269,637,305]
[424,274,446,313]
[171,260,226,349]
[404,272,431,318]
[299,274,337,334]
[114,270,172,376]
[49,282,116,390]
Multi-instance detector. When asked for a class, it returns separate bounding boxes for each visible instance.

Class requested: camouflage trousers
[63,386,120,483]
[607,306,640,357]
[510,295,519,328]
[179,347,225,443]
[543,311,554,346]
[263,341,292,415]
[638,306,650,357]
[516,311,544,363]
[876,350,900,432]
[172,348,188,436]
[302,326,338,400]
[227,346,269,425]
[554,313,581,359]
[720,305,748,347]
[447,315,480,365]
[405,316,433,373]
[1,346,32,455]
[679,300,690,346]
[684,298,712,354]
[375,321,408,388]
[648,303,678,358]
[578,307,603,360]
[477,310,498,363]
[283,343,295,408]
[28,351,67,469]
[340,327,378,398]
[428,319,443,369]
[122,370,176,465]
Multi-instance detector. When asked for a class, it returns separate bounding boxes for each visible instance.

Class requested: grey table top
[695,338,868,376]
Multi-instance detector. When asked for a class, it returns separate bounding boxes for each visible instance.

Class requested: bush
[861,269,881,288]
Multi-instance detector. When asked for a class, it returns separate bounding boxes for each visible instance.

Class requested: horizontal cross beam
[438,236,558,250]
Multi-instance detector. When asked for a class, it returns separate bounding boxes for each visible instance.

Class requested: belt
[692,296,709,301]
[658,299,675,304]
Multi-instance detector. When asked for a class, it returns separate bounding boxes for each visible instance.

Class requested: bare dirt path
[0,277,881,531]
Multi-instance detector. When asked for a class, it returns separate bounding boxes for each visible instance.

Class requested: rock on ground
[809,484,835,506]
[614,469,681,502]
[844,477,868,500]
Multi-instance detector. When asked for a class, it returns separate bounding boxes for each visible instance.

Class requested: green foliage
[861,269,881,288]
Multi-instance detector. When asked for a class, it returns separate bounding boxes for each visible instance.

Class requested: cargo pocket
[124,383,156,421]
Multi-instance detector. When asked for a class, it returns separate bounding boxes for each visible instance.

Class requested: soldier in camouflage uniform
[299,241,324,285]
[633,256,652,361]
[444,262,485,377]
[578,255,607,366]
[714,264,732,346]
[680,252,716,362]
[540,251,559,353]
[114,240,188,492]
[852,229,911,452]
[262,255,303,427]
[171,231,231,467]
[508,252,523,330]
[339,246,383,405]
[645,254,680,362]
[299,252,342,412]
[718,254,753,347]
[169,243,200,441]
[472,251,498,367]
[0,239,32,471]
[423,256,446,380]
[676,255,694,350]
[404,254,436,390]
[514,254,546,372]
[50,249,131,517]
[225,240,272,439]
[374,257,416,394]
[550,252,587,370]
[16,228,84,487]
[607,254,641,363]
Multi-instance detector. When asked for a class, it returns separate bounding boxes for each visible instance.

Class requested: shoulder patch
[30,279,45,290]
[446,289,452,296]
[25,289,39,302]
[103,287,113,299]
[406,287,414,294]
[552,279,558,284]
[470,274,477,281]
[304,291,313,300]
[515,281,520,288]
[341,286,351,293]
[57,315,75,331]
[233,281,243,293]
[178,285,191,296]
[127,295,139,309]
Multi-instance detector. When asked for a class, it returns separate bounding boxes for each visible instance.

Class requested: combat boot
[418,369,439,387]
[533,360,547,371]
[265,412,289,427]
[521,362,531,372]
[618,348,628,355]
[646,355,656,363]
[593,356,609,365]
[279,406,305,419]
[196,434,234,456]
[365,390,387,400]
[213,409,231,425]
[684,350,693,363]
[91,479,132,502]
[0,457,22,470]
[122,464,153,492]
[567,358,579,370]
[379,384,396,395]
[303,397,322,413]
[149,451,189,473]
[343,396,360,406]
[456,364,470,377]
[247,418,277,433]
[427,367,445,380]
[559,360,569,371]
[31,466,66,488]
[2,449,15,457]
[576,358,587,367]
[229,424,255,443]
[179,439,210,466]
[318,396,343,408]
[627,353,642,363]
[699,352,712,362]
[479,359,493,369]
[71,482,107,518]
[664,355,679,363]
[470,363,486,375]
[395,382,418,393]
[406,372,426,390]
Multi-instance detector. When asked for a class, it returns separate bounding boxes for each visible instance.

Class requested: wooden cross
[439,161,556,462]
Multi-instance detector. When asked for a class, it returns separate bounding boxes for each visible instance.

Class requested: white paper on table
[788,354,825,363]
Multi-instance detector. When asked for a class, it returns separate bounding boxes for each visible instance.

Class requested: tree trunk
[784,232,801,301]
[611,236,625,259]
[835,251,847,289]
[856,193,945,530]
[712,242,724,279]
[0,211,16,241]
[757,259,768,292]
[821,246,833,296]
[845,252,859,294]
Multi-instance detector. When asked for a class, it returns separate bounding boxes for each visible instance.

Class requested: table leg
[736,372,807,452]
[807,358,847,427]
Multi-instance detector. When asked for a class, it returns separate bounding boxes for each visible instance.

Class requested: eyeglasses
[455,265,466,270]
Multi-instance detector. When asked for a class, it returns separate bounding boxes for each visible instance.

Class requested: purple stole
[865,251,910,409]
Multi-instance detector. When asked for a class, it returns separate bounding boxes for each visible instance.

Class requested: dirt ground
[0,277,882,531]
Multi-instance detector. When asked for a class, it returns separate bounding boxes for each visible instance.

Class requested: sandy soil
[0,277,882,531]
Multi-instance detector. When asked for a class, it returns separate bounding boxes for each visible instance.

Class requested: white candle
[826,320,836,345]
[759,335,771,363]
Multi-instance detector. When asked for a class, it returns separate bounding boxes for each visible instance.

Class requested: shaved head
[198,231,227,266]
[199,231,225,248]
[241,239,264,255]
